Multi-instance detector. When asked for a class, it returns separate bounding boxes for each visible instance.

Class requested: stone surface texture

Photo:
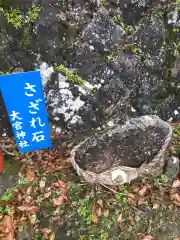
[0,0,180,138]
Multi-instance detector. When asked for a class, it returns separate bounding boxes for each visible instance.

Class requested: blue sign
[0,71,52,153]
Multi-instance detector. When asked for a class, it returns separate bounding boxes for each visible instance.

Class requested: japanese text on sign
[0,71,52,152]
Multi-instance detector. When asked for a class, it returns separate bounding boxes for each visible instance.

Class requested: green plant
[0,4,42,47]
[0,7,23,29]
[0,4,42,29]
[100,0,106,7]
[0,71,10,75]
[176,0,180,10]
[77,195,93,225]
[18,176,30,185]
[115,186,128,203]
[25,4,42,24]
[56,65,86,86]
[154,174,169,186]
[0,206,13,215]
[0,189,13,201]
[111,15,134,34]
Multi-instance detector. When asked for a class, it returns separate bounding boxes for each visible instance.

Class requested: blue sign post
[0,71,52,153]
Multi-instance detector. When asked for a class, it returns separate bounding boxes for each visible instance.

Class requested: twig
[98,182,117,194]
[1,144,15,156]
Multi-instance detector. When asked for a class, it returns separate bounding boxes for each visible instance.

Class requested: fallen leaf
[41,228,52,234]
[133,186,141,193]
[96,207,102,217]
[39,179,46,189]
[3,215,13,233]
[128,193,136,199]
[28,214,36,225]
[129,215,135,226]
[172,179,180,188]
[173,200,180,206]
[141,236,153,240]
[4,233,14,240]
[92,214,98,223]
[97,199,103,208]
[117,214,123,224]
[18,205,39,213]
[103,209,109,217]
[54,180,67,189]
[175,193,180,202]
[26,168,36,181]
[44,192,51,199]
[26,186,32,195]
[138,186,148,197]
[52,195,65,206]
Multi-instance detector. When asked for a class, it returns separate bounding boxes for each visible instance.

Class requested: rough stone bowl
[70,115,172,186]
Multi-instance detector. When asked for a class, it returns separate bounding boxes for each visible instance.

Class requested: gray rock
[165,156,180,180]
[83,9,125,52]
[1,0,180,138]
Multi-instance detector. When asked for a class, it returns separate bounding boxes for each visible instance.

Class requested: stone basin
[70,115,172,185]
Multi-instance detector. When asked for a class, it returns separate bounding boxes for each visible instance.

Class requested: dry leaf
[175,193,180,202]
[44,192,51,199]
[3,215,13,233]
[133,186,141,193]
[92,214,98,223]
[3,232,14,240]
[97,199,103,208]
[26,169,36,181]
[52,195,65,206]
[39,179,46,189]
[41,228,52,234]
[96,207,102,217]
[26,186,32,195]
[103,209,109,217]
[173,200,180,206]
[54,180,67,189]
[172,179,180,188]
[138,186,148,197]
[29,214,36,225]
[128,193,136,199]
[18,205,39,213]
[141,236,153,240]
[117,214,122,224]
[129,215,135,226]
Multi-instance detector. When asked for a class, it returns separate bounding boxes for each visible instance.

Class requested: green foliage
[154,174,169,186]
[25,4,42,24]
[77,195,93,225]
[0,4,42,47]
[0,71,10,75]
[100,0,106,7]
[0,206,13,215]
[18,176,30,185]
[0,7,23,28]
[0,189,13,201]
[56,65,86,86]
[111,14,134,34]
[104,54,117,62]
[0,4,42,29]
[176,0,180,10]
[173,124,180,137]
